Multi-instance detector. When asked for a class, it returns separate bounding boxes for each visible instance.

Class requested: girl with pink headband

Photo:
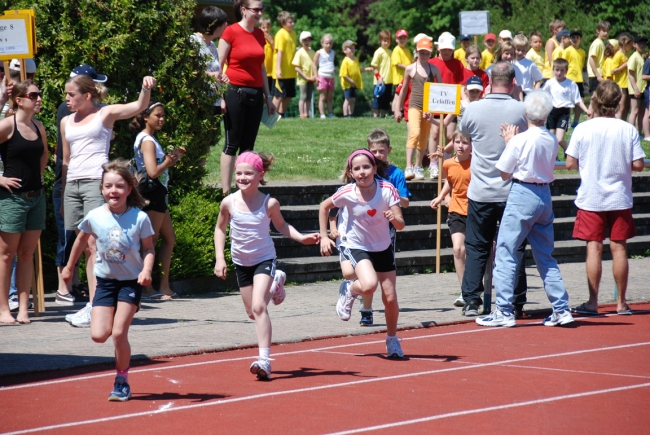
[213,151,319,380]
[318,148,407,358]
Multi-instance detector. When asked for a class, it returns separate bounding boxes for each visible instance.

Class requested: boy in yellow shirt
[564,29,587,127]
[454,34,472,67]
[273,11,297,117]
[391,29,413,89]
[370,30,393,118]
[340,40,363,118]
[543,19,566,81]
[628,35,648,133]
[587,21,610,96]
[479,33,496,70]
[292,31,316,119]
[526,30,545,75]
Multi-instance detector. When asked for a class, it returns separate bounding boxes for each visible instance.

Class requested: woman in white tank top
[61,74,156,324]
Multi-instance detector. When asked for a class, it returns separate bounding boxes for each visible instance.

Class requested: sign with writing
[423,83,461,115]
[459,11,490,36]
[0,13,33,59]
[5,10,37,54]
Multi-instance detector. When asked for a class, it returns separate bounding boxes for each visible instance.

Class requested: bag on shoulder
[237,87,260,107]
[131,135,161,194]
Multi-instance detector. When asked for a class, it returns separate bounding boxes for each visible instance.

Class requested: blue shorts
[344,88,357,99]
[93,277,142,308]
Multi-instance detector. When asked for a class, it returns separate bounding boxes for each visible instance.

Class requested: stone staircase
[260,173,650,284]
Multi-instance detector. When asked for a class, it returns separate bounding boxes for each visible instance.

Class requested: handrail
[554,159,650,170]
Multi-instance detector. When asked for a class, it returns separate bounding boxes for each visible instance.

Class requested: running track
[2,304,650,434]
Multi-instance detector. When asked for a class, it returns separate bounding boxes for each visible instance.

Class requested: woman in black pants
[217,0,276,194]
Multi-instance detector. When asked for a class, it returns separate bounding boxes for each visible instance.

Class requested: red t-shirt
[221,24,266,88]
[429,57,466,84]
[464,68,489,90]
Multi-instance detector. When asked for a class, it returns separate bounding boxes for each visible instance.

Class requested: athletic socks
[117,368,129,382]
[259,347,270,360]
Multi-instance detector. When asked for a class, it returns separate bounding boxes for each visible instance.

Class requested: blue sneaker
[360,309,373,326]
[108,376,131,402]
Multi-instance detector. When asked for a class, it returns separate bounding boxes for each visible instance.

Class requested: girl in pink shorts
[313,33,336,118]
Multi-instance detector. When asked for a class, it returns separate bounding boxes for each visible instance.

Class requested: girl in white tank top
[214,151,319,380]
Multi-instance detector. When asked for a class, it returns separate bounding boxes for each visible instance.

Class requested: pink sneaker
[270,270,287,305]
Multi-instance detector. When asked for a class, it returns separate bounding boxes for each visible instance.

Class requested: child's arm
[295,66,313,82]
[344,76,357,87]
[328,214,339,240]
[383,205,405,231]
[611,60,628,75]
[394,70,411,121]
[578,99,590,116]
[138,235,155,287]
[61,231,91,284]
[628,69,641,97]
[430,179,452,209]
[213,197,231,279]
[312,51,320,78]
[276,50,284,79]
[268,198,320,245]
[319,196,337,256]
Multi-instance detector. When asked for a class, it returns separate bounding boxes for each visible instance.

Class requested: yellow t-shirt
[611,51,628,89]
[273,28,297,79]
[479,49,494,71]
[563,46,586,83]
[602,56,614,80]
[543,38,559,79]
[454,48,467,67]
[371,46,392,85]
[264,41,273,77]
[526,48,544,74]
[340,56,362,90]
[391,45,413,85]
[628,51,647,94]
[291,47,315,86]
[587,38,605,78]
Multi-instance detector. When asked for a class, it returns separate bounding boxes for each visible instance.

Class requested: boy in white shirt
[542,58,590,150]
[513,34,543,96]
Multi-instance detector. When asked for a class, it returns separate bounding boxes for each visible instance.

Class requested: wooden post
[19,59,26,81]
[435,113,445,274]
[474,35,478,46]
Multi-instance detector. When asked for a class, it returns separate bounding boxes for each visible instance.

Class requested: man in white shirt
[476,90,574,328]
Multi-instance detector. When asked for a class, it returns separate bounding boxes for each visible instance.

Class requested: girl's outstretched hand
[142,76,156,91]
[320,237,335,256]
[301,232,320,245]
[214,260,227,280]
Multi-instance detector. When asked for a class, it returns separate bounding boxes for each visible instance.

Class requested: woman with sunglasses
[0,81,48,324]
[217,0,276,195]
[60,73,156,328]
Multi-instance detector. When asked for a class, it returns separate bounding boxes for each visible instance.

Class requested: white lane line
[2,341,649,435]
[501,364,650,380]
[324,382,650,434]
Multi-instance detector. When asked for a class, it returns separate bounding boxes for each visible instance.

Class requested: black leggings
[223,84,264,156]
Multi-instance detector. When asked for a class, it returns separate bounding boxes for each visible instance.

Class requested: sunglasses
[25,92,42,100]
[245,7,264,13]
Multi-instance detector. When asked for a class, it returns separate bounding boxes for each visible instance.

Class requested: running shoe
[70,304,92,328]
[542,310,574,327]
[250,358,272,380]
[8,294,19,312]
[55,291,76,306]
[476,308,516,327]
[453,295,465,307]
[328,113,335,119]
[108,376,131,402]
[404,166,415,180]
[336,280,356,321]
[386,336,404,358]
[413,166,424,180]
[462,301,479,317]
[270,270,287,305]
[66,302,91,324]
[429,163,439,179]
[360,309,373,326]
[320,114,326,119]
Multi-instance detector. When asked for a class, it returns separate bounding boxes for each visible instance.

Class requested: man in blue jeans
[477,90,573,327]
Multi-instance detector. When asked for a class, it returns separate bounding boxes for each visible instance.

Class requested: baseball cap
[342,40,356,50]
[570,29,583,38]
[634,35,648,44]
[466,75,484,91]
[9,58,36,73]
[299,31,312,42]
[484,33,496,42]
[435,32,456,50]
[499,30,513,40]
[608,39,619,49]
[556,29,571,40]
[396,29,408,38]
[416,38,433,52]
[69,64,108,83]
[459,34,471,41]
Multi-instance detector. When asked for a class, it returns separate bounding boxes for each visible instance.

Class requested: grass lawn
[204,116,650,185]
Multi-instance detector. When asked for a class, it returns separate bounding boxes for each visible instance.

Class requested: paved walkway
[2,258,649,377]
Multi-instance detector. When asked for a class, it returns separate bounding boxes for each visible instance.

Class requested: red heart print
[367,209,377,217]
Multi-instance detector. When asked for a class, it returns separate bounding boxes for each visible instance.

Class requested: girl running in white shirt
[214,151,319,380]
[319,149,406,358]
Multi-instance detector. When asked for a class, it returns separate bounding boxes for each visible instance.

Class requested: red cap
[396,29,408,38]
[484,33,497,42]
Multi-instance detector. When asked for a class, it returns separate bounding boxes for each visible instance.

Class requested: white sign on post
[0,14,32,58]
[423,83,461,115]
[459,11,490,36]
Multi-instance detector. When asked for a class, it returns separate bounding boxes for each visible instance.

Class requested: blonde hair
[277,11,294,26]
[549,19,566,34]
[513,34,528,49]
[101,159,148,209]
[321,33,333,45]
[259,16,271,27]
[494,41,514,63]
[66,74,108,103]
[379,30,391,44]
[465,45,481,60]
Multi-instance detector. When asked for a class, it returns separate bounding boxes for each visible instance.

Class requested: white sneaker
[320,114,326,119]
[453,295,465,307]
[413,166,424,180]
[270,270,287,305]
[70,304,92,327]
[250,358,272,380]
[8,294,19,311]
[65,302,91,324]
[336,280,356,321]
[386,336,404,358]
[404,166,415,180]
[476,308,516,327]
[644,136,650,142]
[543,310,574,326]
[429,164,439,179]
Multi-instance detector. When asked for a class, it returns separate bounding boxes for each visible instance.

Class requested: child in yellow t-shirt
[479,33,496,70]
[610,33,632,119]
[543,19,566,80]
[526,30,545,75]
[627,35,648,133]
[454,34,472,67]
[292,31,316,119]
[340,40,363,118]
[391,29,413,88]
[260,17,274,93]
[272,11,297,116]
[370,30,393,118]
[564,29,587,127]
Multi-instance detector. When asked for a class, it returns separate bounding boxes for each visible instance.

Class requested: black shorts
[267,76,274,94]
[344,88,357,99]
[235,258,276,288]
[340,228,397,264]
[621,87,629,96]
[576,82,585,98]
[346,245,396,273]
[588,77,599,93]
[371,84,393,111]
[142,182,168,213]
[273,78,296,98]
[93,277,142,308]
[447,212,467,235]
[546,107,571,130]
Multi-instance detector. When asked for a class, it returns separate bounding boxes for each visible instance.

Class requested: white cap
[9,58,37,74]
[413,33,432,44]
[435,32,456,50]
[299,31,313,42]
[499,30,513,40]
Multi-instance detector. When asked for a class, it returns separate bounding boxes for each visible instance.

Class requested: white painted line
[2,341,649,435]
[501,364,650,380]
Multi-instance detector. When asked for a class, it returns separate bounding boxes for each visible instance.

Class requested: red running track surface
[2,304,650,434]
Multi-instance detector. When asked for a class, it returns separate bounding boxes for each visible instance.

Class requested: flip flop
[617,307,633,315]
[141,293,165,300]
[570,303,599,315]
[159,293,179,301]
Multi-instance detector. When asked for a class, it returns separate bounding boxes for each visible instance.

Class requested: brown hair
[129,101,164,133]
[596,21,611,32]
[494,41,514,63]
[66,74,108,103]
[552,58,569,70]
[604,40,616,58]
[529,30,542,40]
[197,6,227,35]
[450,131,471,147]
[591,80,621,118]
[549,19,566,34]
[340,148,388,183]
[379,30,391,44]
[618,32,632,50]
[237,151,274,185]
[101,158,148,209]
[367,128,390,148]
[465,45,481,59]
[9,79,35,110]
[234,0,259,22]
[277,11,294,26]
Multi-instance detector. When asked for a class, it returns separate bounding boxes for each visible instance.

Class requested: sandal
[570,302,598,315]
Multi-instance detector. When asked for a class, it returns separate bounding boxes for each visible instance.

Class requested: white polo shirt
[496,126,558,184]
